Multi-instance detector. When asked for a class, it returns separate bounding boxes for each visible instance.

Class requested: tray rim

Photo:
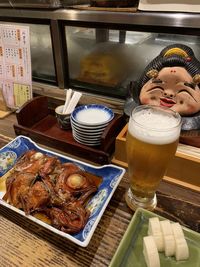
[0,135,125,247]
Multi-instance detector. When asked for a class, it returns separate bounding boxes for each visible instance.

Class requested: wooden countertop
[0,113,200,267]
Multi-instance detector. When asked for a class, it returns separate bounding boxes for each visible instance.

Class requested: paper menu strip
[13,83,31,108]
[0,24,32,109]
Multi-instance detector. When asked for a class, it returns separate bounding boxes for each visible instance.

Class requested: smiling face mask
[126,44,200,133]
[139,66,200,116]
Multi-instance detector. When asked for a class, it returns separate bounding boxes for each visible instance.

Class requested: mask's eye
[147,86,164,92]
[184,82,195,89]
[178,89,192,95]
[151,78,163,84]
[178,89,197,101]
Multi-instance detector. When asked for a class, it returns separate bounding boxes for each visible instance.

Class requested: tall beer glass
[125,105,181,210]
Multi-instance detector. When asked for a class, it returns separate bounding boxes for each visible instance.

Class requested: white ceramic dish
[0,136,125,247]
[73,130,102,140]
[70,116,109,130]
[72,127,103,137]
[71,120,106,133]
[72,126,102,137]
[74,139,101,146]
[71,104,114,126]
[73,133,101,146]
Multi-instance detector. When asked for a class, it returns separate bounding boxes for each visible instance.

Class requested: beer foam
[128,109,181,145]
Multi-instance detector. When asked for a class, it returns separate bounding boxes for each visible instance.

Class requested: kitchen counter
[0,113,199,267]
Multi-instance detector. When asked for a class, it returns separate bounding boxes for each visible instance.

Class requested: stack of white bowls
[71,104,114,146]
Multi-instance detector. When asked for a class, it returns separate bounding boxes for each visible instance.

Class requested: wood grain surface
[0,113,200,267]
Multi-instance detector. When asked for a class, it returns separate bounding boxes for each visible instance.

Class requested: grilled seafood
[3,150,100,234]
[46,201,90,234]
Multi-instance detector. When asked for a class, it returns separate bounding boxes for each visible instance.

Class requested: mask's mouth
[160,97,176,108]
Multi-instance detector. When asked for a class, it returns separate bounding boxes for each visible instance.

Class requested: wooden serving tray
[13,96,126,165]
[112,124,200,191]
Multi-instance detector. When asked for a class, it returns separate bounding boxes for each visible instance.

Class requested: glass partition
[30,24,56,83]
[65,25,200,99]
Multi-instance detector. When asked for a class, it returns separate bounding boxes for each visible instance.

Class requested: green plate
[109,208,200,267]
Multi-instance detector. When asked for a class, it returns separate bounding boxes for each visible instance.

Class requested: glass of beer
[125,105,181,211]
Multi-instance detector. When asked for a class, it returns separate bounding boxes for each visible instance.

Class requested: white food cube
[175,237,189,261]
[171,222,185,239]
[148,217,162,235]
[143,236,160,267]
[171,222,189,261]
[148,217,164,252]
[160,220,175,256]
[160,220,173,235]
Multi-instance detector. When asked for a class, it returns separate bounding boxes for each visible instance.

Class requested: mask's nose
[163,90,175,98]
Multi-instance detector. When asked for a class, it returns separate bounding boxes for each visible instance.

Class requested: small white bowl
[71,104,114,126]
